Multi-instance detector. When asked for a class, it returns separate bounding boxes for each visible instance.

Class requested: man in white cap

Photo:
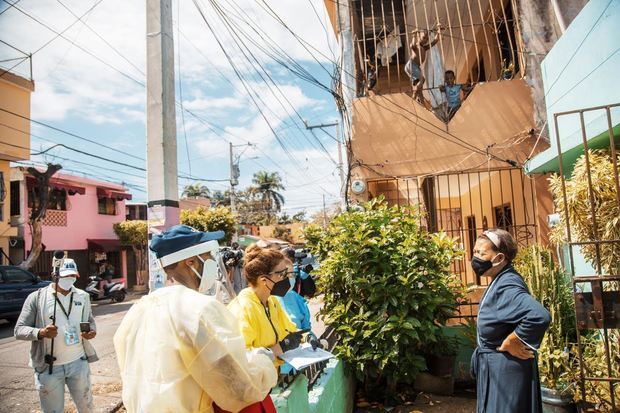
[113,225,277,413]
[15,266,98,413]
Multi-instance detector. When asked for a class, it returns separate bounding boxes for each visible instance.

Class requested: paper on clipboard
[279,343,334,370]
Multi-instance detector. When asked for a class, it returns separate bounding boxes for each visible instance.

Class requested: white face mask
[58,277,76,291]
[190,256,219,293]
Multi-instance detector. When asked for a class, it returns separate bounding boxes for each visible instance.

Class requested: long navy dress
[471,265,551,413]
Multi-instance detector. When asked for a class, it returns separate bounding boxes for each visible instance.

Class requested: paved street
[0,295,141,413]
[0,293,325,413]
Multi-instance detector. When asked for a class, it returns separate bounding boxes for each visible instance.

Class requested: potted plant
[424,334,461,377]
[303,197,464,404]
[514,245,577,412]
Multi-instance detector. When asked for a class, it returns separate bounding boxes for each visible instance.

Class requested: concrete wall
[540,0,620,152]
[272,359,355,413]
[0,73,33,162]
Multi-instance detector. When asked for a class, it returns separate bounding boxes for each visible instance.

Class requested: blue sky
[0,0,342,213]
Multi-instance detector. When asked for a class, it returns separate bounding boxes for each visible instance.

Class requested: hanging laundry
[376,25,402,66]
[423,33,446,117]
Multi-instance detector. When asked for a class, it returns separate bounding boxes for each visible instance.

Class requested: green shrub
[180,206,236,244]
[514,245,576,394]
[304,198,463,399]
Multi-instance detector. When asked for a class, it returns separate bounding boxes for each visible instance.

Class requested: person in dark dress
[470,229,551,413]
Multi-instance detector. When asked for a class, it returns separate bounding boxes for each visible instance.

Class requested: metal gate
[367,166,540,321]
[554,103,620,410]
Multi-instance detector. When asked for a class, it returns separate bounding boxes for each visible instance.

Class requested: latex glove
[279,332,303,353]
[250,347,275,362]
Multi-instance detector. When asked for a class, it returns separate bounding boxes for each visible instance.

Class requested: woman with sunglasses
[222,246,302,413]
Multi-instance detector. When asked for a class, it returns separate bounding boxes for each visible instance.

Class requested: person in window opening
[15,267,98,413]
[470,229,551,413]
[365,54,377,92]
[439,70,473,119]
[113,225,277,413]
[226,246,309,412]
[405,26,442,103]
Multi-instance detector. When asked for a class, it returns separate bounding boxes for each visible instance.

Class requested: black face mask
[265,277,291,297]
[471,254,505,278]
[471,256,493,278]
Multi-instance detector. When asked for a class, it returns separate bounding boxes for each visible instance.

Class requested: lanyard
[54,292,74,320]
[263,304,279,343]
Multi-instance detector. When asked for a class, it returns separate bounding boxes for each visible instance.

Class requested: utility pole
[229,142,239,241]
[304,120,346,208]
[146,0,178,291]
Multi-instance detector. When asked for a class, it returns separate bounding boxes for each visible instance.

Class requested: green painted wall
[443,325,475,381]
[271,359,355,413]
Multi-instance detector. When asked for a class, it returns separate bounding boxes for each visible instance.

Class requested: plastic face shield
[157,240,220,292]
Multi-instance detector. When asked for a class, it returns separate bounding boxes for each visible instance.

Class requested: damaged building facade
[323,0,588,316]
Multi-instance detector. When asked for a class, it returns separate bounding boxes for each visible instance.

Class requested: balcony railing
[27,209,68,227]
[351,0,525,110]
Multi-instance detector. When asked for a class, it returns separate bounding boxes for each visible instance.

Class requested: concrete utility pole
[229,142,238,241]
[304,120,346,208]
[146,0,178,290]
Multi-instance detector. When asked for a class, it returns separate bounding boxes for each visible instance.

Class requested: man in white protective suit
[113,225,277,413]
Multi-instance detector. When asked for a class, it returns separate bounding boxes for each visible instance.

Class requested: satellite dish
[351,179,366,194]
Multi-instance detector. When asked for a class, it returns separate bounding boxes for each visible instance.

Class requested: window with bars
[98,197,117,215]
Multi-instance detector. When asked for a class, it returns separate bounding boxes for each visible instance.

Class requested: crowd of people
[13,224,550,413]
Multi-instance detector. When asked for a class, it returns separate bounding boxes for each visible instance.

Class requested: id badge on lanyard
[55,293,79,346]
[64,325,80,346]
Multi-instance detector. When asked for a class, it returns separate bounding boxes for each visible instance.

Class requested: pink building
[9,167,133,288]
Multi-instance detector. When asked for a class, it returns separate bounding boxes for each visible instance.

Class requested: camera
[221,248,243,269]
[294,249,308,261]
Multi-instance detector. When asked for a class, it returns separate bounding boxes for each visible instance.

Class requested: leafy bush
[514,245,576,393]
[180,206,236,244]
[304,198,463,399]
[548,150,620,275]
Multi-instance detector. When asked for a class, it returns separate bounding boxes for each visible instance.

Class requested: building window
[494,203,513,233]
[98,197,117,215]
[10,181,20,216]
[28,188,67,211]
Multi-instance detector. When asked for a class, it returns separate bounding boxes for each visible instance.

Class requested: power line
[0,106,144,161]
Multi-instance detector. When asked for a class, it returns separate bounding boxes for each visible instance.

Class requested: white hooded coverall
[113,285,277,413]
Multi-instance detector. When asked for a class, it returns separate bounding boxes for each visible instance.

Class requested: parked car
[0,266,51,322]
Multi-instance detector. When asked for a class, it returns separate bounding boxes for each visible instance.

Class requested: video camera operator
[285,248,316,298]
[223,242,245,294]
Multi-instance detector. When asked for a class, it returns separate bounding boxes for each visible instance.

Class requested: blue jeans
[34,357,93,413]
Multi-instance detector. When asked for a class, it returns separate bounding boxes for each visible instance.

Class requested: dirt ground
[355,392,477,413]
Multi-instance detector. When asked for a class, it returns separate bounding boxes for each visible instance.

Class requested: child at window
[439,70,473,119]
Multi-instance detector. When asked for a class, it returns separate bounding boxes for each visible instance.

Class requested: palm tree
[249,171,285,222]
[182,183,210,199]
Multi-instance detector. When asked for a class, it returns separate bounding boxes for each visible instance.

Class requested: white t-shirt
[43,286,86,366]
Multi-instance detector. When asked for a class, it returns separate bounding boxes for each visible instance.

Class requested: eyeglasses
[268,268,295,279]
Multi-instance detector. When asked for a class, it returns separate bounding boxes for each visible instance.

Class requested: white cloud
[1,0,339,205]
